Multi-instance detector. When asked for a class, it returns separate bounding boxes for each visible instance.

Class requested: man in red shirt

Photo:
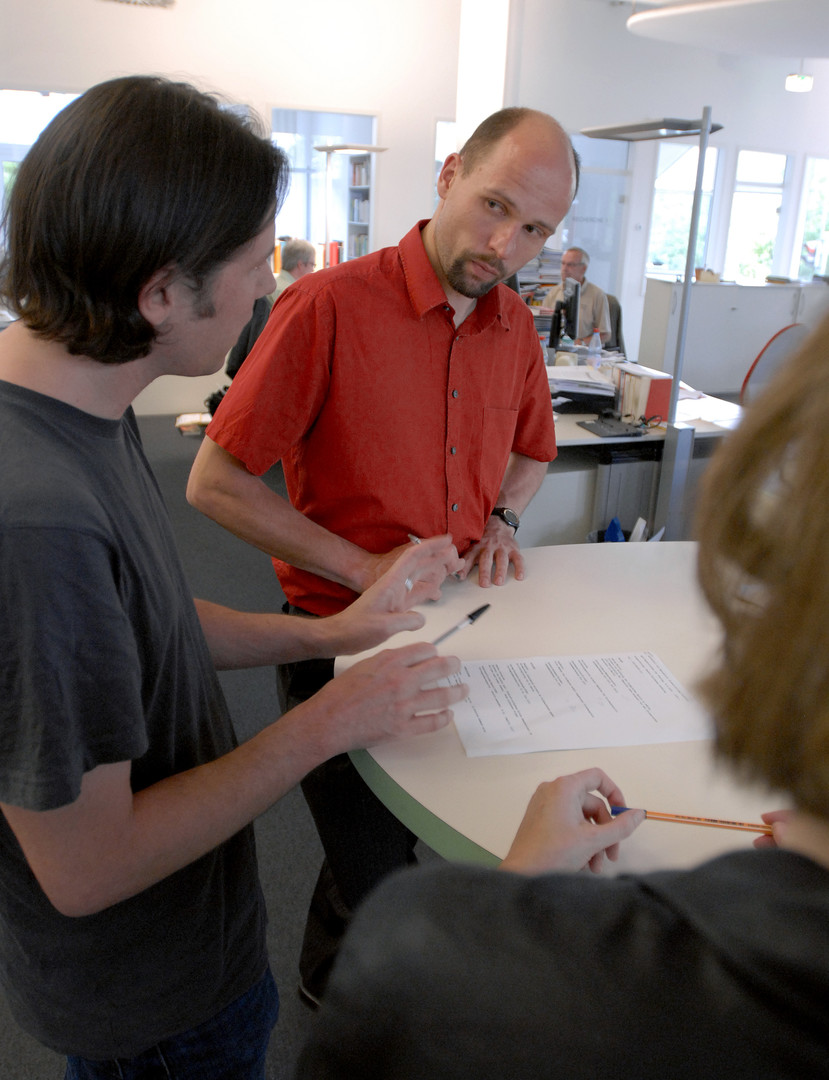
[187,106,579,1003]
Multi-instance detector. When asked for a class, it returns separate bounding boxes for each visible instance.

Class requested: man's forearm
[495,453,549,516]
[187,437,375,593]
[2,644,463,918]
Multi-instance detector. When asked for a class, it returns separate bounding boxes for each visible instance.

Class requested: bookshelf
[347,153,372,260]
[314,142,386,267]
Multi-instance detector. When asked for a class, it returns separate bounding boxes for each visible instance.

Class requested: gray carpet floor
[0,414,324,1078]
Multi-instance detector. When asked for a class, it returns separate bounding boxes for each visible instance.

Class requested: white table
[344,543,774,871]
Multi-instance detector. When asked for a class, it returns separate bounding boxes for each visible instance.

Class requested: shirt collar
[399,220,512,333]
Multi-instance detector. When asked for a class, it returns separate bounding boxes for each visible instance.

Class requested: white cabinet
[638,279,829,396]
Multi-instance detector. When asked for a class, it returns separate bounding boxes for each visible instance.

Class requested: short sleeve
[0,524,147,810]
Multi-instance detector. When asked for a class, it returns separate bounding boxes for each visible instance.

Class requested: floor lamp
[582,110,723,538]
[313,142,387,268]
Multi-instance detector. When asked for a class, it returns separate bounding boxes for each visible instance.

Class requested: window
[0,89,79,230]
[723,151,788,285]
[647,143,718,279]
[564,135,630,297]
[271,109,375,254]
[795,157,829,280]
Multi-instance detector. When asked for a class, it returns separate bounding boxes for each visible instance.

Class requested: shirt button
[450,446,457,455]
[451,389,459,398]
[451,503,459,512]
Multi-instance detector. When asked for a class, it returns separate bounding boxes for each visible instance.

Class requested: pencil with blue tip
[610,806,772,835]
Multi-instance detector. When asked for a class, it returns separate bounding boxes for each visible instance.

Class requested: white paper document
[448,651,711,757]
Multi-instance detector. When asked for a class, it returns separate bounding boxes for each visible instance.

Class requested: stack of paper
[548,362,617,401]
[448,651,711,758]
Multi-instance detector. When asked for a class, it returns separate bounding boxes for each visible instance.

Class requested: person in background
[543,245,610,345]
[296,311,829,1079]
[0,75,466,1080]
[274,237,317,298]
[186,106,579,1005]
[225,237,317,381]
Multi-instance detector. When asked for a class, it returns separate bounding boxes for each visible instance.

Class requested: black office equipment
[577,416,645,438]
[548,278,581,349]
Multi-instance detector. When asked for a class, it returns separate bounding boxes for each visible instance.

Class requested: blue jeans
[64,967,279,1080]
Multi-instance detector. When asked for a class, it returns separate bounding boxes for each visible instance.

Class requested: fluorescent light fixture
[581,118,723,142]
[785,72,814,92]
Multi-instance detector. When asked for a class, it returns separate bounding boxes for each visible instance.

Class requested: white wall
[0,0,462,413]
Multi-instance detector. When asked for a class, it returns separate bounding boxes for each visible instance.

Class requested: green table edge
[349,749,500,868]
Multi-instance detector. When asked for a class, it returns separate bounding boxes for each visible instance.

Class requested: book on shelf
[347,233,370,259]
[350,158,370,186]
[611,362,672,422]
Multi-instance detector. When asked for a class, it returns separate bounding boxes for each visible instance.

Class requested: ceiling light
[785,72,814,92]
[580,117,723,141]
[99,0,175,7]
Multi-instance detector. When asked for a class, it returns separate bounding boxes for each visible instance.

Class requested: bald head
[459,107,580,198]
[423,107,579,312]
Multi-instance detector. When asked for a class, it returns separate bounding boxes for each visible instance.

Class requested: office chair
[606,294,625,354]
[740,323,809,404]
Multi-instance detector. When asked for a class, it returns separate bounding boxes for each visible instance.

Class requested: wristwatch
[491,506,520,533]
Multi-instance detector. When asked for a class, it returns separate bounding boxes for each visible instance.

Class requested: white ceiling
[605,0,829,59]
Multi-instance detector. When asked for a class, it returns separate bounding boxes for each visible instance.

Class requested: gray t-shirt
[0,380,266,1058]
[298,850,829,1078]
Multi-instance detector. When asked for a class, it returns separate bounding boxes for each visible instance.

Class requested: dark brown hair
[0,76,290,363]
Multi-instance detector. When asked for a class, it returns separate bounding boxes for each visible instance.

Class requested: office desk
[520,392,742,546]
[346,543,773,872]
[554,390,742,447]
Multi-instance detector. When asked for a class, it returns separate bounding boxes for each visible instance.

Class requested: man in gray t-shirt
[0,76,465,1075]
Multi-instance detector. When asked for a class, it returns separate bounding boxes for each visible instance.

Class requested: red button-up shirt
[208,221,557,615]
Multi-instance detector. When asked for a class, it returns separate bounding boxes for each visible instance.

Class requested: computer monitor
[548,277,581,349]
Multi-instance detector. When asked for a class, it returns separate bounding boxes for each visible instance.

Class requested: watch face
[495,508,519,528]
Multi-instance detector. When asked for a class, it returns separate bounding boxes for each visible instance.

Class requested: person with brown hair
[0,75,466,1079]
[296,313,829,1079]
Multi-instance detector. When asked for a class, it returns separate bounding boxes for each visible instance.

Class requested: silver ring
[404,577,414,592]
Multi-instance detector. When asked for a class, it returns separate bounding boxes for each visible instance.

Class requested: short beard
[445,252,508,299]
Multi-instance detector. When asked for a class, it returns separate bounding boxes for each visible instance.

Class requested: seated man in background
[543,245,610,344]
[297,311,829,1078]
[273,237,317,298]
[0,75,466,1079]
[226,237,317,380]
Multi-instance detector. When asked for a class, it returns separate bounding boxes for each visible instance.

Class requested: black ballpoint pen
[431,604,491,646]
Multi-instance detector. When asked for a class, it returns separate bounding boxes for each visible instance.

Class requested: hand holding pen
[362,534,462,608]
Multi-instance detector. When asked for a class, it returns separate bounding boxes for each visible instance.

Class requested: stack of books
[610,362,672,422]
